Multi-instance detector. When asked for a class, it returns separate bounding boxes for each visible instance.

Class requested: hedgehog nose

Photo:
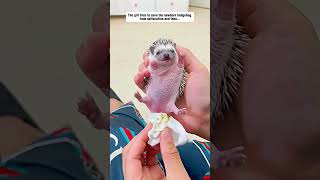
[164,54,170,60]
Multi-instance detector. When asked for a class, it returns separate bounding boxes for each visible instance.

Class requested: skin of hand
[122,124,190,180]
[214,0,320,179]
[76,2,109,93]
[134,47,211,140]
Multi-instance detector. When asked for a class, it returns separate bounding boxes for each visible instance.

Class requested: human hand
[76,2,109,93]
[214,0,320,179]
[122,124,190,180]
[134,46,210,140]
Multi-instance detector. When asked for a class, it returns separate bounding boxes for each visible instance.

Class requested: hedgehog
[135,38,188,115]
[144,38,188,100]
[211,0,250,126]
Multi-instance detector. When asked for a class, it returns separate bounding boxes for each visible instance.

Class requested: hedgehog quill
[212,0,250,124]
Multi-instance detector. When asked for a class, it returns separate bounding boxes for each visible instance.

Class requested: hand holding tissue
[148,113,189,147]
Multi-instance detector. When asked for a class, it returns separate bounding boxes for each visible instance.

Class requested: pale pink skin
[135,53,187,115]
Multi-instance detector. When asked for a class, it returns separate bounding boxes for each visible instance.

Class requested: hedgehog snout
[163,53,170,60]
[158,51,175,61]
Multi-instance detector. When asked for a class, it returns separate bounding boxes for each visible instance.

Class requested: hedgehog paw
[217,146,246,168]
[178,108,187,115]
[77,93,103,128]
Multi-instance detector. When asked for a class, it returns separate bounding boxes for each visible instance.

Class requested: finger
[134,72,146,89]
[123,124,151,159]
[139,63,146,72]
[146,155,165,180]
[122,124,152,178]
[143,52,150,66]
[160,128,189,179]
[126,124,153,160]
[122,139,139,179]
[143,51,148,60]
[148,166,165,180]
[143,69,150,78]
[146,152,159,166]
[176,45,204,73]
[226,146,245,154]
[145,145,164,178]
[231,153,247,160]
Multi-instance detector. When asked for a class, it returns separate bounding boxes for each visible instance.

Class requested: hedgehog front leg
[134,91,151,104]
[149,60,159,70]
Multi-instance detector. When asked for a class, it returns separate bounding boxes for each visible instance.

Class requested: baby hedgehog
[135,38,188,115]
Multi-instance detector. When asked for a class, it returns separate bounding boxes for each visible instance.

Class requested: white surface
[190,0,210,8]
[156,0,189,12]
[111,0,156,15]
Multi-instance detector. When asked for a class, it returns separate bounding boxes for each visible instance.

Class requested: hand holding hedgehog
[135,42,246,169]
[135,40,211,140]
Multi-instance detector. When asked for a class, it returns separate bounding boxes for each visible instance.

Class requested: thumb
[176,46,205,73]
[160,128,190,179]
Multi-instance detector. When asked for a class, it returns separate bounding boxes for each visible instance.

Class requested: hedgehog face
[152,44,177,65]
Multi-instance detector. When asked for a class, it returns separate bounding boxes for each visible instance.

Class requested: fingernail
[161,128,173,141]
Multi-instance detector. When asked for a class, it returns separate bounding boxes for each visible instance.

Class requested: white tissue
[147,113,188,147]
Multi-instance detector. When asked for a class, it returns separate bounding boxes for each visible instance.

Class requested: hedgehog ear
[150,46,155,54]
[173,42,176,48]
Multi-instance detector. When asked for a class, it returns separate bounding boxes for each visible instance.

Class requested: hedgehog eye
[170,50,175,53]
[156,52,160,55]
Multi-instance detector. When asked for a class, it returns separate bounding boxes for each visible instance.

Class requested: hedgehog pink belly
[148,100,169,113]
[146,69,182,113]
[146,88,172,113]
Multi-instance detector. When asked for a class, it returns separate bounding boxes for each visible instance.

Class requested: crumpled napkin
[147,113,189,147]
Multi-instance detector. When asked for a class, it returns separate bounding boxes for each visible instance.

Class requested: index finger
[143,51,150,66]
[126,123,153,160]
